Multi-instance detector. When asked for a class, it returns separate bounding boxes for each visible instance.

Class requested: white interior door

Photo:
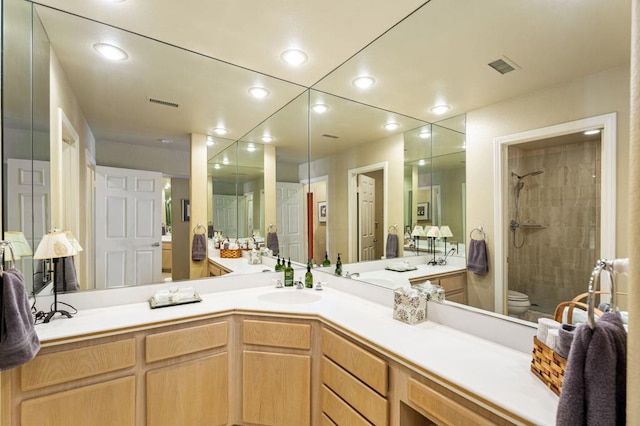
[358,174,376,261]
[276,182,304,262]
[7,159,50,290]
[95,166,162,288]
[213,194,238,237]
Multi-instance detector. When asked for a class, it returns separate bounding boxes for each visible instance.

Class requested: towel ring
[268,224,277,232]
[587,259,619,330]
[0,241,17,273]
[470,226,486,240]
[193,224,206,235]
[388,224,398,234]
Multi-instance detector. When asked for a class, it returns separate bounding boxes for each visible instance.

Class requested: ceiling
[28,0,631,166]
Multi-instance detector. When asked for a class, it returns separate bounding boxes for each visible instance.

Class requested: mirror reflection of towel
[385,234,399,258]
[192,234,207,261]
[54,257,80,292]
[267,232,279,255]
[467,239,488,274]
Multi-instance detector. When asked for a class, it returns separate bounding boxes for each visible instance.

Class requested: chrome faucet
[345,272,360,279]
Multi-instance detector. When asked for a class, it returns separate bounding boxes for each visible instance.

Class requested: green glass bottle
[335,253,342,276]
[284,258,294,287]
[274,256,282,272]
[322,252,331,267]
[305,263,313,288]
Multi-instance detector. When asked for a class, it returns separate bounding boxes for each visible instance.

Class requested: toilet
[507,290,531,317]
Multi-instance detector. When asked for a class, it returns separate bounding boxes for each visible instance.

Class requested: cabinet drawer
[446,290,466,304]
[321,328,387,396]
[243,319,311,350]
[322,357,388,425]
[21,376,135,426]
[439,274,465,293]
[322,385,372,426]
[146,322,228,363]
[408,378,493,426]
[21,339,135,391]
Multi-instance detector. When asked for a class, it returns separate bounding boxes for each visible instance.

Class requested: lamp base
[42,309,73,323]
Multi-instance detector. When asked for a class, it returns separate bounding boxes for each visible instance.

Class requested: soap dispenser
[322,251,331,267]
[305,260,314,288]
[284,258,294,287]
[275,256,283,272]
[335,253,342,276]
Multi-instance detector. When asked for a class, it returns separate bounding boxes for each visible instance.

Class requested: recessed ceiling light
[584,129,601,135]
[352,76,375,89]
[213,127,228,135]
[206,136,215,146]
[430,104,451,115]
[93,43,128,61]
[281,49,308,66]
[158,139,173,144]
[261,135,274,143]
[222,158,229,165]
[214,164,221,170]
[311,103,329,114]
[384,122,399,131]
[418,130,431,139]
[247,143,256,152]
[248,86,270,99]
[418,159,426,166]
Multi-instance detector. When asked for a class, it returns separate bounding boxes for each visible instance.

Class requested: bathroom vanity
[0,277,558,426]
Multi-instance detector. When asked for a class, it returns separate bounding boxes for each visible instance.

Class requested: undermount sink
[258,290,322,304]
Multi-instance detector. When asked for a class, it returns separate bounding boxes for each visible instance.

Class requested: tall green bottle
[284,258,294,287]
[322,252,331,267]
[274,256,283,272]
[335,253,342,276]
[305,262,314,288]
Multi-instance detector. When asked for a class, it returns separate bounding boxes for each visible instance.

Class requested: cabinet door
[147,353,228,426]
[243,350,310,426]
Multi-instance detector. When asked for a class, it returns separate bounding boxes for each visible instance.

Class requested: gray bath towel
[55,257,80,292]
[385,233,399,258]
[467,239,488,274]
[267,232,279,255]
[556,313,626,425]
[0,269,40,371]
[192,233,207,261]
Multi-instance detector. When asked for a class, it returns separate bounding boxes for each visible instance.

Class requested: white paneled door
[358,174,376,261]
[95,166,162,289]
[276,182,304,263]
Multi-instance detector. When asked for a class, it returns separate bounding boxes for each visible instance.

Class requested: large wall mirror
[4,0,628,328]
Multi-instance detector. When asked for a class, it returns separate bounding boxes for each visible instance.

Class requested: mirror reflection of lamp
[411,225,425,254]
[426,226,441,265]
[33,231,81,323]
[3,231,33,262]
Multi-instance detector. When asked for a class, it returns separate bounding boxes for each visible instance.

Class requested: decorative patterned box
[393,287,428,325]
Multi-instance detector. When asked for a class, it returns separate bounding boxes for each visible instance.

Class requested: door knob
[151,242,160,247]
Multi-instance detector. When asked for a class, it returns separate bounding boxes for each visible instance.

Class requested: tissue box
[393,288,428,325]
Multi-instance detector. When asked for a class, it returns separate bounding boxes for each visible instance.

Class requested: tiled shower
[507,136,600,315]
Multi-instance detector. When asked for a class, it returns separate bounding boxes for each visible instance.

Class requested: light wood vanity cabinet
[409,270,467,304]
[241,318,313,426]
[161,241,172,272]
[209,259,231,276]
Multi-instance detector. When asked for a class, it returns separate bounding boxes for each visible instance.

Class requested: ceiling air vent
[322,134,339,139]
[148,97,180,108]
[488,57,519,75]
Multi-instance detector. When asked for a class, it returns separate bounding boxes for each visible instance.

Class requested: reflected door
[95,166,162,288]
[276,182,304,262]
[358,174,376,261]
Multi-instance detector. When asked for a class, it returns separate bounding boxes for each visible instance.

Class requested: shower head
[512,170,544,180]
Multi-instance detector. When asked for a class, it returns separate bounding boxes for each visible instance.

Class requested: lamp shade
[3,231,33,260]
[439,226,453,238]
[426,226,441,238]
[33,231,77,260]
[411,225,425,237]
[66,231,83,253]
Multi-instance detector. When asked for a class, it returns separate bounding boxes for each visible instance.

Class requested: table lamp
[411,225,425,251]
[33,231,80,323]
[426,226,441,265]
[439,225,453,254]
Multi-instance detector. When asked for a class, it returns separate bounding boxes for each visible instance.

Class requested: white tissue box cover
[393,288,428,325]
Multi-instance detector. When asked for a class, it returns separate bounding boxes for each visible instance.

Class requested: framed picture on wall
[318,201,327,223]
[181,199,190,222]
[417,202,429,220]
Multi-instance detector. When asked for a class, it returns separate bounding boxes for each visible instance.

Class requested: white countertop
[35,283,557,424]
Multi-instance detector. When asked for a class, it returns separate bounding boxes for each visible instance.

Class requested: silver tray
[148,293,203,309]
[385,265,418,272]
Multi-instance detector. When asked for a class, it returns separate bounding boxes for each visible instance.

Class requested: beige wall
[309,133,404,263]
[170,177,190,281]
[97,139,189,177]
[310,180,328,264]
[189,134,208,278]
[466,65,631,311]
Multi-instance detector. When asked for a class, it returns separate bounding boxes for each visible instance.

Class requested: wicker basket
[219,248,243,258]
[530,336,566,396]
